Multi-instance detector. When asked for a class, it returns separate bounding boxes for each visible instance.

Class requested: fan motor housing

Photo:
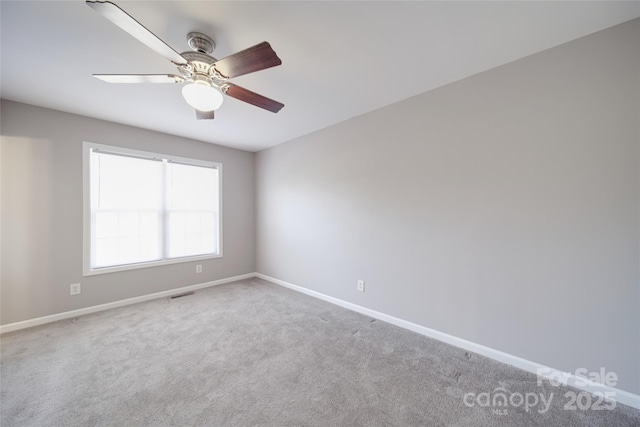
[177,51,228,88]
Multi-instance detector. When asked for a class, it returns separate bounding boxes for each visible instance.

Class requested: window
[83,142,222,275]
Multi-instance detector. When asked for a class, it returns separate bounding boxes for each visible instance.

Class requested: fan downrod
[187,32,215,54]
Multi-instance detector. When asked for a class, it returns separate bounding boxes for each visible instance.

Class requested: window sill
[83,253,223,276]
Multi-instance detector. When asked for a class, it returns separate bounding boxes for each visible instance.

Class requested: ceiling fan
[86,0,284,120]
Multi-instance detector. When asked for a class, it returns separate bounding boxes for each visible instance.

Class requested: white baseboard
[0,273,255,335]
[255,273,640,411]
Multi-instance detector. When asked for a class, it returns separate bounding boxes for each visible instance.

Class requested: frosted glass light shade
[181,82,223,112]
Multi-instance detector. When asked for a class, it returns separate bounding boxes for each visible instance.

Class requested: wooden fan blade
[86,1,187,65]
[196,109,215,120]
[213,42,282,79]
[224,84,284,113]
[93,74,182,83]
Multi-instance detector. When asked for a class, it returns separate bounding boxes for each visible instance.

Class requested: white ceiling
[2,1,639,152]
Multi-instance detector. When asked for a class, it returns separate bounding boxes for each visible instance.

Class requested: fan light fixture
[181,82,223,112]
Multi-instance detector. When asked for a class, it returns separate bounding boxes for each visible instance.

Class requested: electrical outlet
[70,283,81,295]
[357,280,365,292]
[196,264,202,273]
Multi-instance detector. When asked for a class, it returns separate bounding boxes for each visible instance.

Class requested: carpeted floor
[1,277,639,426]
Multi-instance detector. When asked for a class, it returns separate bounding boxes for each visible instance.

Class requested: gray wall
[255,20,640,394]
[1,100,255,325]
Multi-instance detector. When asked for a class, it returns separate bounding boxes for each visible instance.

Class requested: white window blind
[166,161,219,258]
[85,143,221,274]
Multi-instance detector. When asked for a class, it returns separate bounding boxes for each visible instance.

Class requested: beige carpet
[1,277,639,426]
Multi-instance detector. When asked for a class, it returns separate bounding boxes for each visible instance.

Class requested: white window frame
[82,142,223,276]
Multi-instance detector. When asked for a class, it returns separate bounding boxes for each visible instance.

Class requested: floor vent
[170,291,195,299]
